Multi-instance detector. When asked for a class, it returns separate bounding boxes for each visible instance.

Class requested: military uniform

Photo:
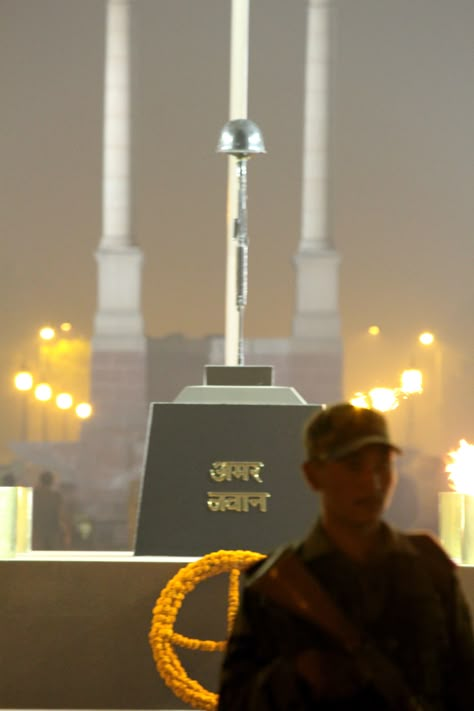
[217,521,474,710]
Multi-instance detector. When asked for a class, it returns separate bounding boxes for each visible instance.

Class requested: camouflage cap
[303,403,402,462]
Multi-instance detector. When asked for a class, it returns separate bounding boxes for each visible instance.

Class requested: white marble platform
[1,552,472,710]
[0,552,226,710]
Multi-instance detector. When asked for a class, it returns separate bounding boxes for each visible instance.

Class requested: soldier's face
[305,444,396,530]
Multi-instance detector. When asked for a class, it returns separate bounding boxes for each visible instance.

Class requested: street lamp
[367,325,380,336]
[56,393,73,410]
[56,392,73,440]
[38,325,56,382]
[39,326,55,341]
[14,370,33,392]
[400,368,423,395]
[417,330,444,444]
[34,382,52,442]
[417,331,438,391]
[75,402,93,419]
[34,383,52,402]
[400,368,423,448]
[419,331,434,346]
[14,369,33,440]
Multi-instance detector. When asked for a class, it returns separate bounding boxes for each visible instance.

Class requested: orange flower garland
[149,549,265,710]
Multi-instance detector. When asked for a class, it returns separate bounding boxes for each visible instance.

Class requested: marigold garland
[149,549,265,711]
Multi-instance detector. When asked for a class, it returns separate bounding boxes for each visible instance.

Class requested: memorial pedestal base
[0,552,473,710]
[0,553,226,710]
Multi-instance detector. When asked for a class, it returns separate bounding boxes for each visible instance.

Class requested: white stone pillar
[94,0,144,352]
[101,0,131,248]
[293,0,341,342]
[299,0,330,253]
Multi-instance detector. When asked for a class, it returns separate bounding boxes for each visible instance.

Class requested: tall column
[293,0,341,343]
[88,0,146,438]
[94,0,145,352]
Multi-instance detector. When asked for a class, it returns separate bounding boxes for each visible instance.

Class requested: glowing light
[75,402,92,419]
[445,440,474,495]
[350,393,370,409]
[367,325,380,336]
[368,387,399,412]
[400,369,423,395]
[352,370,424,415]
[419,331,435,346]
[34,383,52,402]
[14,371,33,392]
[60,322,72,332]
[56,393,73,410]
[39,326,55,341]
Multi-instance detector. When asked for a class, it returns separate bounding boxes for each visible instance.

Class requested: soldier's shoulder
[407,530,455,567]
[405,530,456,592]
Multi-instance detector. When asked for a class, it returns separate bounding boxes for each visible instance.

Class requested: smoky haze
[0,0,473,462]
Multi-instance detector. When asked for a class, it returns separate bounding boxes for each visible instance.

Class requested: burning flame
[445,440,474,495]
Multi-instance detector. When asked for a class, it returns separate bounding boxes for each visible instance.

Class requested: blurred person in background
[32,470,69,550]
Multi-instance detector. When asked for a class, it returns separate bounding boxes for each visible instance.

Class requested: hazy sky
[1,0,473,461]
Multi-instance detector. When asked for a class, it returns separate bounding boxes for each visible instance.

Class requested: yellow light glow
[39,326,55,341]
[419,331,435,346]
[60,322,72,332]
[367,325,380,336]
[400,369,423,395]
[75,402,92,419]
[368,387,399,412]
[350,393,370,409]
[445,440,474,495]
[34,383,52,402]
[56,393,73,410]
[14,371,33,392]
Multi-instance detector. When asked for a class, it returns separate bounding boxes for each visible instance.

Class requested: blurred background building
[2,0,473,547]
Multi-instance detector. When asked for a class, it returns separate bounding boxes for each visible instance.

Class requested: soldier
[217,403,474,710]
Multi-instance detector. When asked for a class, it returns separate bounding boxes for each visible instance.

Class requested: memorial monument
[135,117,322,556]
